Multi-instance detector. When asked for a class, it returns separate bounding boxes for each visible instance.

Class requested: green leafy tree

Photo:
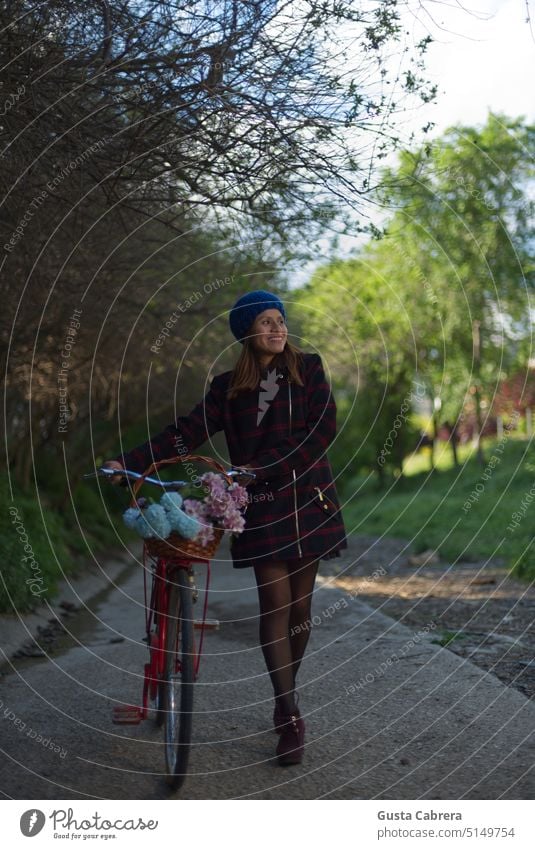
[294,256,419,485]
[378,113,535,463]
[1,0,438,486]
[295,114,534,480]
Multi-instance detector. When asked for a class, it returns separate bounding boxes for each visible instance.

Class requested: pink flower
[196,524,216,546]
[185,472,249,538]
[220,507,245,533]
[201,472,227,496]
[228,482,249,509]
[183,498,215,544]
[205,492,228,518]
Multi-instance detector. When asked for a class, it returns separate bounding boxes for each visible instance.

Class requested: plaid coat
[113,352,348,568]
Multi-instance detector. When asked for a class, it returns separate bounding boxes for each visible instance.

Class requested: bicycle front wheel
[163,567,195,790]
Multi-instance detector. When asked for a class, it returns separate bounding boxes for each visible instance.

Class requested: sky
[399,0,534,142]
[287,0,534,287]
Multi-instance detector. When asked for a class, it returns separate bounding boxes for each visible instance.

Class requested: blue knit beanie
[229,290,286,344]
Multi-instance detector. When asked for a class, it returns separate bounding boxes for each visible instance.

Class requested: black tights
[253,557,320,715]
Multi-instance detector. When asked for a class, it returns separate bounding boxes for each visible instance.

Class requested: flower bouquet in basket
[122,456,249,559]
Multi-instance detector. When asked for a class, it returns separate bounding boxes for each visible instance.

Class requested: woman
[104,289,347,766]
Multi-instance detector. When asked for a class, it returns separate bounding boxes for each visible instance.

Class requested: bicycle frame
[85,461,253,789]
[87,462,253,729]
[113,546,212,725]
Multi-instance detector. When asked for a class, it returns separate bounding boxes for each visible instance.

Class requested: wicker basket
[129,455,232,560]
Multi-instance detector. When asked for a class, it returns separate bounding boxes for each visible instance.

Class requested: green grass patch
[432,630,470,647]
[340,437,535,579]
[402,441,476,476]
[0,477,130,613]
[1,418,216,614]
[0,437,226,613]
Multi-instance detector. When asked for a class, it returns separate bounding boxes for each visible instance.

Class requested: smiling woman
[104,289,347,767]
[226,292,304,400]
[249,308,288,364]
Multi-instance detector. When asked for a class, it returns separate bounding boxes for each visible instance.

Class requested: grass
[0,477,130,613]
[0,417,226,613]
[340,436,535,579]
[0,427,223,613]
[432,630,470,647]
[402,441,476,476]
[2,432,532,613]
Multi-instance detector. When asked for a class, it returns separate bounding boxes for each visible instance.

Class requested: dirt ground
[322,535,535,700]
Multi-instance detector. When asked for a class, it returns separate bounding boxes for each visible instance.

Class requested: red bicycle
[85,458,254,791]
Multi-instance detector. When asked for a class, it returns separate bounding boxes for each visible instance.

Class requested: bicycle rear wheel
[154,673,165,728]
[163,567,194,790]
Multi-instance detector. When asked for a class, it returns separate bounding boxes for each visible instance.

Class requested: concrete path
[0,539,534,799]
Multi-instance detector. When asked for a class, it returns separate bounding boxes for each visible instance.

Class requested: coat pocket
[311,486,338,518]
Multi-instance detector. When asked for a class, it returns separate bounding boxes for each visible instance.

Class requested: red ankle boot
[273,692,300,734]
[275,710,305,765]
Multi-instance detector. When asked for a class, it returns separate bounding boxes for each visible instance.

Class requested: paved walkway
[0,539,534,799]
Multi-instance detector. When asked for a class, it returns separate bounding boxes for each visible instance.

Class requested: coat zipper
[288,379,303,557]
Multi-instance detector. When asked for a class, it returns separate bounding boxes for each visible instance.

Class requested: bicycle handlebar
[83,466,257,490]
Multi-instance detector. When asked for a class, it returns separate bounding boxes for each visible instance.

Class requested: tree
[293,256,420,484]
[295,114,534,480]
[377,113,535,463]
[1,0,437,485]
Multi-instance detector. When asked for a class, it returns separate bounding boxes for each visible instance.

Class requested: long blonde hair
[227,339,304,399]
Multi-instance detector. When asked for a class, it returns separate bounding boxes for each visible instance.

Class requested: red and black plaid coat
[113,352,348,568]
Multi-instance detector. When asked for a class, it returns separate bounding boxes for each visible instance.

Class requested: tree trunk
[430,409,439,471]
[376,460,385,490]
[451,429,459,467]
[472,319,485,466]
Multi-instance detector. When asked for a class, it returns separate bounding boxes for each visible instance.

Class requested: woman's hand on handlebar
[233,464,256,486]
[101,460,126,485]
